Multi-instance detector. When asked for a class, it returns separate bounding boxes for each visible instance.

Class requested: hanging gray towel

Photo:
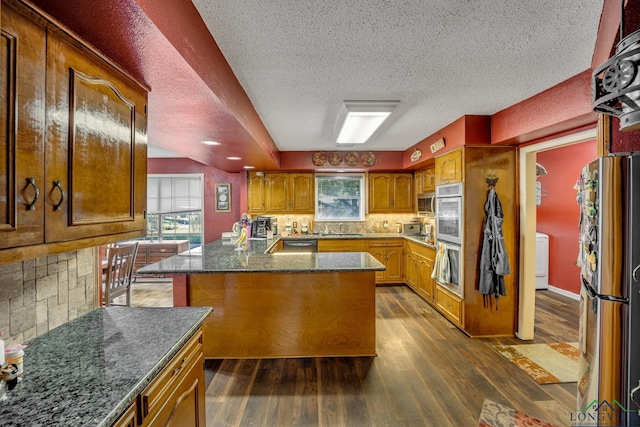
[478,188,510,309]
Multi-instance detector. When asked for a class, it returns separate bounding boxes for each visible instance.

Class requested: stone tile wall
[0,248,98,346]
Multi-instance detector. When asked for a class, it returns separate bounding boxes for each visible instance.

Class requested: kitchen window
[315,173,365,221]
[146,174,204,246]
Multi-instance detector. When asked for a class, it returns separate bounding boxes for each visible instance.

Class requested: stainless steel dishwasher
[281,239,318,252]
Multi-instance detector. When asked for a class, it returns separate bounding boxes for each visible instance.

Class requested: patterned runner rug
[477,399,558,427]
[492,342,579,384]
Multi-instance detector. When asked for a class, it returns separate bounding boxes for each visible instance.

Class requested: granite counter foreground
[0,307,211,427]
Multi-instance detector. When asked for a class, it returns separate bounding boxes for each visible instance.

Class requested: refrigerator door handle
[581,277,629,304]
[632,380,640,410]
[633,264,640,284]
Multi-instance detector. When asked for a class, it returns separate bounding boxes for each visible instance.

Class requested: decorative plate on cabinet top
[311,152,328,166]
[344,151,358,166]
[328,152,343,166]
[360,152,378,167]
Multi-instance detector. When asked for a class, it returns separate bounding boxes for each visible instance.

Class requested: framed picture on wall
[215,183,231,212]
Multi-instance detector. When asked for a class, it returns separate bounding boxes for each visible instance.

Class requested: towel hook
[485,173,498,189]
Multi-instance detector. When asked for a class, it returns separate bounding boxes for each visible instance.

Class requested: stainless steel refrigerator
[577,154,640,426]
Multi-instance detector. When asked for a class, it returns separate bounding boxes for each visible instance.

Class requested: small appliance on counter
[397,222,422,235]
[251,215,278,238]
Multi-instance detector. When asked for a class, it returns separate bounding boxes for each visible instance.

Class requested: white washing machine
[535,232,549,290]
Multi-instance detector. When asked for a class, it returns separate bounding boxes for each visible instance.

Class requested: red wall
[536,140,597,294]
[147,158,242,243]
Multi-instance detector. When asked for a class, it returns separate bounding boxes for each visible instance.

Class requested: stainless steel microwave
[417,192,436,216]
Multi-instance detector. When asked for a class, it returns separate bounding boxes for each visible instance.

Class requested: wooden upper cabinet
[250,172,314,214]
[247,172,266,214]
[265,173,288,212]
[368,174,393,211]
[422,167,435,193]
[435,149,463,185]
[415,167,435,194]
[368,173,414,213]
[0,0,147,259]
[44,26,147,243]
[289,173,314,213]
[0,1,46,249]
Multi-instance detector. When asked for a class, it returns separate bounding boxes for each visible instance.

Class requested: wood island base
[173,271,376,359]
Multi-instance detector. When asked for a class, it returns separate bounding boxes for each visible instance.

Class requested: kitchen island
[0,306,211,427]
[138,239,385,359]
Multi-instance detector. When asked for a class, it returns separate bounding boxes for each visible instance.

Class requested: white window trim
[314,173,366,222]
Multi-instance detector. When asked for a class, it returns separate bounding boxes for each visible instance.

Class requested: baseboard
[545,285,580,301]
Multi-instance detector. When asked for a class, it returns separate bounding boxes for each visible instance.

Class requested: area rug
[492,342,578,384]
[477,399,558,427]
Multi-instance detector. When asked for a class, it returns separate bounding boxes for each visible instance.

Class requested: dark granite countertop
[137,238,387,275]
[0,307,211,427]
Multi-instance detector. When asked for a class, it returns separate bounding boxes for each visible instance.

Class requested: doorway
[517,128,597,339]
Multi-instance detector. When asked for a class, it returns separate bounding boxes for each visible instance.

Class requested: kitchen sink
[327,233,363,237]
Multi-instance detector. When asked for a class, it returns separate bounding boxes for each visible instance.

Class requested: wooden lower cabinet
[404,241,435,303]
[134,240,190,274]
[369,239,403,284]
[111,329,205,427]
[435,285,463,327]
[140,330,205,427]
[112,402,137,427]
[316,238,403,285]
[317,239,368,252]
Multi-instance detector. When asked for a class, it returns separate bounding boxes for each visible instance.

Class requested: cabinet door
[369,173,414,213]
[414,171,423,196]
[384,247,404,283]
[246,172,265,214]
[44,28,147,242]
[370,240,403,284]
[113,401,137,427]
[145,354,205,427]
[392,174,414,212]
[265,173,288,212]
[289,173,314,213]
[422,167,435,193]
[368,174,392,212]
[403,247,415,288]
[0,3,46,249]
[435,149,463,185]
[415,253,434,302]
[369,248,386,283]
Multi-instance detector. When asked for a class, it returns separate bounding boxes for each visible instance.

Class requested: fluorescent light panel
[336,101,398,144]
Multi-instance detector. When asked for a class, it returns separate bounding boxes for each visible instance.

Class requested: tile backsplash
[0,248,98,346]
[276,213,428,234]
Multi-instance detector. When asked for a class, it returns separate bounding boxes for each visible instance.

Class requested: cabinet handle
[25,177,40,211]
[53,180,65,211]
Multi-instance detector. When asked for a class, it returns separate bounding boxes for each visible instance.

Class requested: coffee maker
[251,216,278,238]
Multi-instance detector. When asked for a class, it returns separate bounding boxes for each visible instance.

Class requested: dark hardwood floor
[128,281,579,426]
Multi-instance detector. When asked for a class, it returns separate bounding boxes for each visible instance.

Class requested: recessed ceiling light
[243,165,255,169]
[226,156,242,160]
[201,140,221,146]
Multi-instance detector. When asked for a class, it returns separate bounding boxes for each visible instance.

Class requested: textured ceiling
[192,0,603,152]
